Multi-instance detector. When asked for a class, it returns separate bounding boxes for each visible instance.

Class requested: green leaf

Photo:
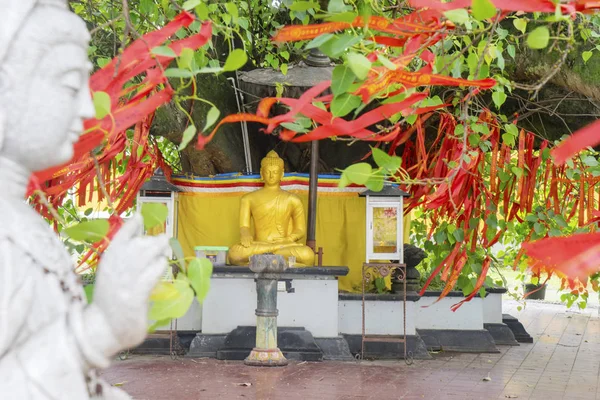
[151,281,180,301]
[525,214,539,222]
[531,276,539,285]
[203,107,220,132]
[533,222,545,235]
[479,287,487,299]
[468,134,480,147]
[549,227,562,237]
[504,123,519,137]
[467,52,478,75]
[223,49,248,72]
[84,284,94,304]
[365,174,385,192]
[331,65,356,96]
[338,172,351,188]
[507,44,516,59]
[527,27,550,50]
[328,0,347,13]
[151,46,177,58]
[346,52,371,80]
[329,34,362,57]
[194,66,224,74]
[554,214,568,228]
[306,33,335,50]
[224,2,239,21]
[289,1,320,11]
[281,63,288,75]
[513,18,527,34]
[452,228,464,242]
[372,147,401,172]
[92,91,111,120]
[471,0,496,21]
[164,68,194,78]
[195,3,209,19]
[64,220,109,243]
[582,51,593,64]
[376,54,397,71]
[344,163,372,185]
[492,91,507,108]
[97,57,111,68]
[188,257,213,303]
[444,9,470,24]
[149,280,195,321]
[148,319,171,333]
[178,48,194,69]
[325,11,358,23]
[281,122,308,133]
[375,277,386,293]
[331,93,362,117]
[178,125,197,151]
[169,238,187,272]
[583,155,598,167]
[511,166,524,178]
[141,203,168,231]
[182,0,201,10]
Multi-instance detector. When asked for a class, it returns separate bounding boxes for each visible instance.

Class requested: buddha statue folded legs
[229,241,315,266]
[228,151,315,267]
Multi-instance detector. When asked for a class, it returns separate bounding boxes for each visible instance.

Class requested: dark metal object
[140,168,180,194]
[316,247,324,267]
[361,263,412,364]
[305,48,331,67]
[307,140,319,251]
[359,185,410,198]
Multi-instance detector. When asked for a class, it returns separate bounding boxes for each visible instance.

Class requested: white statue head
[0,0,95,173]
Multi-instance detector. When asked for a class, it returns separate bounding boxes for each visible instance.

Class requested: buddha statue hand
[240,227,253,247]
[91,215,170,355]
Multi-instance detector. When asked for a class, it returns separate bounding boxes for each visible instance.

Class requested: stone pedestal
[244,254,288,367]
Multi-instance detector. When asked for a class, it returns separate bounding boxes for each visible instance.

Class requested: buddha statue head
[0,0,95,173]
[260,150,284,187]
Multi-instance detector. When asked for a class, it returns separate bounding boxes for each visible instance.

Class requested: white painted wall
[201,276,339,337]
[338,296,485,335]
[416,297,483,330]
[482,293,503,324]
[338,300,416,335]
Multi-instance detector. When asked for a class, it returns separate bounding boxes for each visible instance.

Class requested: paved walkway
[102,301,600,400]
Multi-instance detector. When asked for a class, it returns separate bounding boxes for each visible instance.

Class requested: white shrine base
[176,268,513,357]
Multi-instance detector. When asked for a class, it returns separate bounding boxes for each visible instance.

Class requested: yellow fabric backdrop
[177,192,410,293]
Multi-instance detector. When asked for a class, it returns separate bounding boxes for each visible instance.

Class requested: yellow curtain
[177,192,409,292]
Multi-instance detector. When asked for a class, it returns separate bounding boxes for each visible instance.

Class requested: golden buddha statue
[229,151,315,266]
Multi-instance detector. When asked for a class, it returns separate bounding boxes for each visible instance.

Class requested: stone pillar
[245,254,288,366]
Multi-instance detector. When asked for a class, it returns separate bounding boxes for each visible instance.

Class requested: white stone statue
[0,1,169,398]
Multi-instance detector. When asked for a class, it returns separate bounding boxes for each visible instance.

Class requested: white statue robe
[0,202,128,399]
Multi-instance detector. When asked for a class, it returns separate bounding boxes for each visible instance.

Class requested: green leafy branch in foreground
[67,203,213,332]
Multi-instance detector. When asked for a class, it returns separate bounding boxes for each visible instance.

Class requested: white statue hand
[92,214,169,351]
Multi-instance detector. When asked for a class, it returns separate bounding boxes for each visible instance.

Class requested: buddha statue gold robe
[229,151,315,266]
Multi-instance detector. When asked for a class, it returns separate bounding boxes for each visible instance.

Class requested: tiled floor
[102,301,600,400]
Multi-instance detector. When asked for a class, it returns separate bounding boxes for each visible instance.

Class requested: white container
[194,246,228,266]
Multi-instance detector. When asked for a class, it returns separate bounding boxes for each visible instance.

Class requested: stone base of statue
[245,348,288,366]
[244,254,289,367]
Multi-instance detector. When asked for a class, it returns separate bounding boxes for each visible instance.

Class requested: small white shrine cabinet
[360,185,409,263]
[136,168,179,239]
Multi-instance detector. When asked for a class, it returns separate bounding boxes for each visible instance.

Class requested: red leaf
[551,119,600,165]
[523,232,600,281]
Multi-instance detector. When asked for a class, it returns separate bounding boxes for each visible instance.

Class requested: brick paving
[102,301,600,400]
